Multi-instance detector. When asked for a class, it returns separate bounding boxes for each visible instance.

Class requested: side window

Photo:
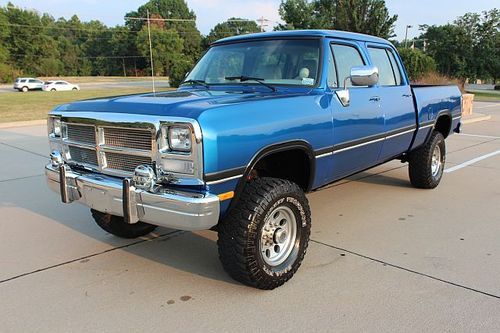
[327,48,338,88]
[368,47,397,86]
[387,50,403,85]
[29,79,36,83]
[331,44,365,88]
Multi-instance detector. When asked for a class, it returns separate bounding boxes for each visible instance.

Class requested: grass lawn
[466,90,500,102]
[0,88,172,123]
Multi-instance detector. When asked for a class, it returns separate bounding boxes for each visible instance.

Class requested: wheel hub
[274,228,287,244]
[431,145,442,177]
[260,205,297,266]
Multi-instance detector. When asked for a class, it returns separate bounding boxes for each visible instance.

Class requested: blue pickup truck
[46,30,462,289]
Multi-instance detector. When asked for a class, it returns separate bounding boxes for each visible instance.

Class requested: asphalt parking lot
[0,101,499,332]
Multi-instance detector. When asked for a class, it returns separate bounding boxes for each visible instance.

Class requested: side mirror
[335,65,379,107]
[350,65,379,86]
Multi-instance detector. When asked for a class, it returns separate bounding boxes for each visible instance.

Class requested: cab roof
[212,29,391,46]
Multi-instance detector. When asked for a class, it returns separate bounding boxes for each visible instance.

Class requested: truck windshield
[184,39,321,87]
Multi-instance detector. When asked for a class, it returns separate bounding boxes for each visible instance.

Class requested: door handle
[369,96,381,102]
[402,94,412,98]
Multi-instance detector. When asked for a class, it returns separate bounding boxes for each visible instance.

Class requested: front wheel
[21,86,28,92]
[408,131,446,189]
[91,209,157,239]
[218,177,311,290]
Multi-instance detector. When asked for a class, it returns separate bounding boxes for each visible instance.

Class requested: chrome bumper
[45,163,220,231]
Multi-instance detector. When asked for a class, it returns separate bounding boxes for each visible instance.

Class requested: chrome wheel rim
[260,205,297,266]
[431,145,442,177]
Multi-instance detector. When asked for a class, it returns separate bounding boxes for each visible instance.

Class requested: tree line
[0,0,498,85]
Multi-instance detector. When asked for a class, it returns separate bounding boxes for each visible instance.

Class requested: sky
[0,0,497,40]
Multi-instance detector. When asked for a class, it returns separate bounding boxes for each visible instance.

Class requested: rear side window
[331,44,365,88]
[368,47,400,86]
[387,50,402,85]
[327,49,338,88]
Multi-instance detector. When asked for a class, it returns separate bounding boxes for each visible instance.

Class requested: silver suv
[13,78,44,92]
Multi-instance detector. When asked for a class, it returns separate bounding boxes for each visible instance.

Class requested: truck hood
[54,89,311,119]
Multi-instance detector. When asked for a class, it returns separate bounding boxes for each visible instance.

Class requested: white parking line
[459,133,500,139]
[445,150,500,173]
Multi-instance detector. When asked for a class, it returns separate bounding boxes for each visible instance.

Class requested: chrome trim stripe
[316,151,333,159]
[316,126,416,158]
[206,174,243,185]
[419,124,434,129]
[452,115,461,120]
[333,137,385,154]
[385,128,415,140]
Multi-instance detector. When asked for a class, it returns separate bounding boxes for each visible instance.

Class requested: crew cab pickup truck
[45,30,462,289]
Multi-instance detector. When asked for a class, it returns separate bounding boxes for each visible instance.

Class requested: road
[0,80,170,93]
[0,101,499,332]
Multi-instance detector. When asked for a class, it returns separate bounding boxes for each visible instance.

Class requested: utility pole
[122,57,126,77]
[404,25,412,48]
[125,14,195,92]
[257,16,268,32]
[147,9,156,94]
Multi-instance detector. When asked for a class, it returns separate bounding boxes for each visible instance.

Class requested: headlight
[168,126,192,152]
[48,116,62,138]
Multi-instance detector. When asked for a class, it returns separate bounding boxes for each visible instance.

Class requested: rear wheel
[408,131,446,189]
[91,209,157,239]
[51,88,56,92]
[72,87,78,91]
[218,177,311,290]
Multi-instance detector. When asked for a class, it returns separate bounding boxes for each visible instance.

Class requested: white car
[13,78,44,92]
[42,80,80,92]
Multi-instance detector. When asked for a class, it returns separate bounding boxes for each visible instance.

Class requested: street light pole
[405,25,413,48]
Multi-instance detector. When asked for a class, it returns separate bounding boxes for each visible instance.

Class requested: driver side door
[328,41,385,180]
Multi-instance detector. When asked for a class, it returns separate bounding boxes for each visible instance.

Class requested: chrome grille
[103,127,153,151]
[68,146,98,166]
[105,152,152,173]
[66,124,96,145]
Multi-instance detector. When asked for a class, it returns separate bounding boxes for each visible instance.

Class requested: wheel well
[434,114,452,138]
[252,149,312,191]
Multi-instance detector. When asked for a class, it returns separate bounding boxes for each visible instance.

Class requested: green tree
[456,9,499,83]
[421,9,499,83]
[0,8,10,63]
[398,48,436,81]
[126,0,202,63]
[204,18,260,47]
[136,26,187,86]
[278,0,398,39]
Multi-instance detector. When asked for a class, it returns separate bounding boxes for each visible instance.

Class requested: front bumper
[45,163,220,231]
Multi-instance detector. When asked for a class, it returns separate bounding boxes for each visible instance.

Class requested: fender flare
[228,140,316,212]
[425,109,452,141]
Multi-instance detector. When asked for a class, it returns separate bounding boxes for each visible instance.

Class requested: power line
[125,17,195,22]
[9,54,147,59]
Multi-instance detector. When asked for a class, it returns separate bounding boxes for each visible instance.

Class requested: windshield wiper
[181,79,209,89]
[225,76,277,92]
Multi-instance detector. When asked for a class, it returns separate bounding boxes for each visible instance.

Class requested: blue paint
[54,30,462,218]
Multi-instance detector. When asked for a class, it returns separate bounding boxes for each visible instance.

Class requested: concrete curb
[0,119,46,129]
[461,113,491,125]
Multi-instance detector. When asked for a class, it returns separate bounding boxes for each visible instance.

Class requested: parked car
[42,80,80,92]
[13,77,44,92]
[45,30,462,289]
